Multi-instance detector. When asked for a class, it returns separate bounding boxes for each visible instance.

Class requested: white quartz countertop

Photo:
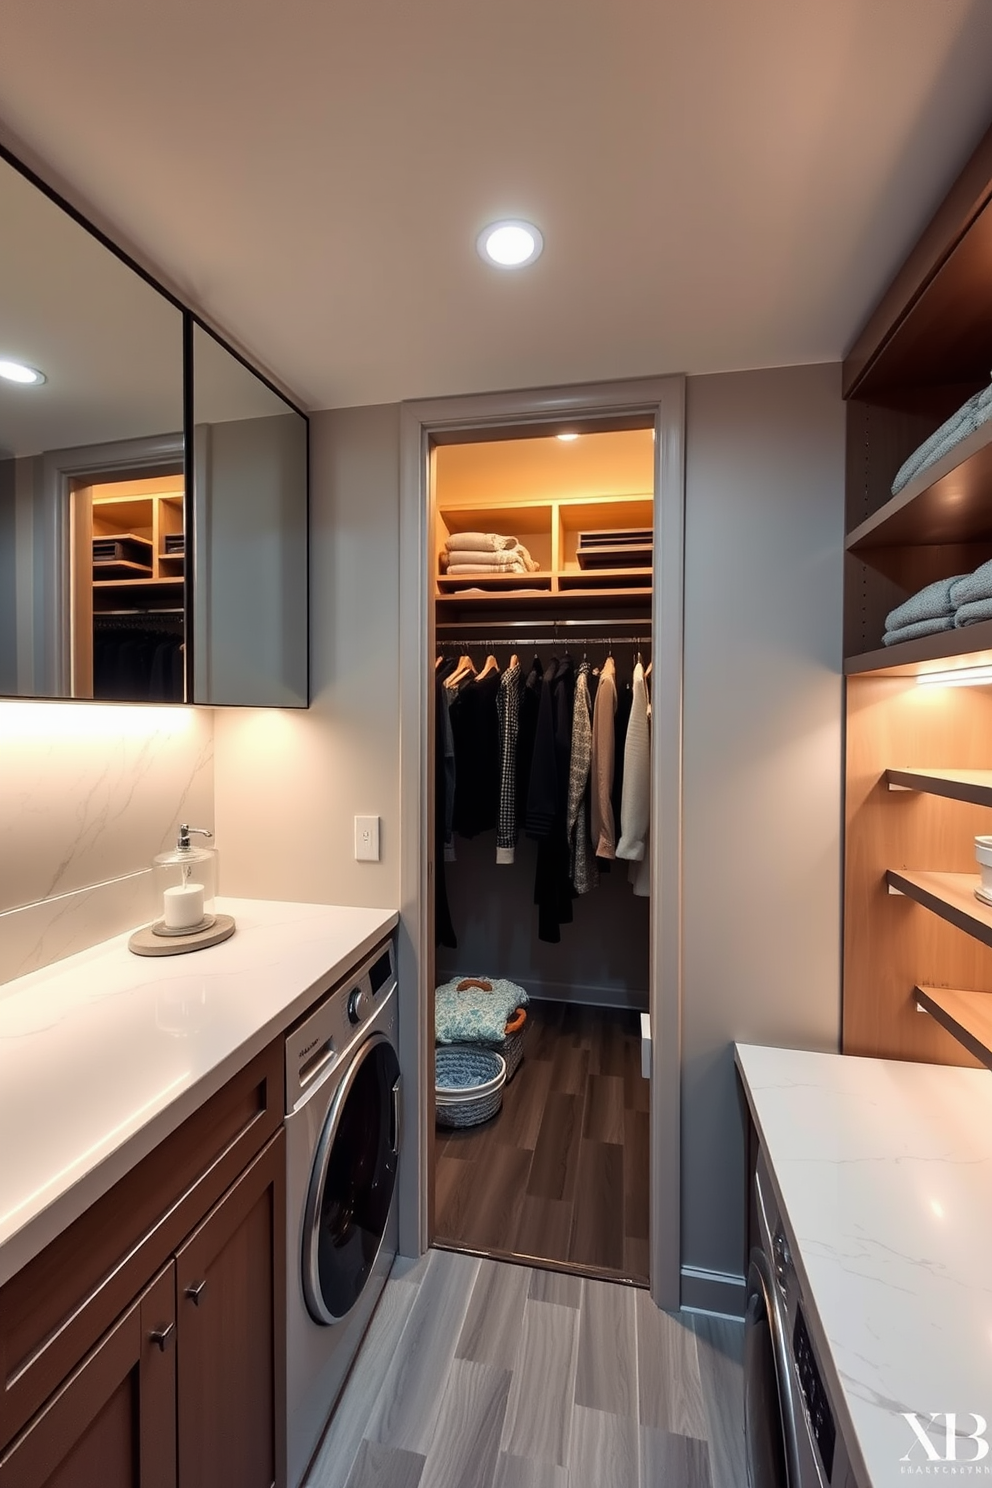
[736,1042,992,1487]
[0,898,398,1286]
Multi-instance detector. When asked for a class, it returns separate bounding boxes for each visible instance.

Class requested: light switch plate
[354,815,380,862]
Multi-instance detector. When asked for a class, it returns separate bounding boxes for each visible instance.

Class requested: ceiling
[2,0,992,412]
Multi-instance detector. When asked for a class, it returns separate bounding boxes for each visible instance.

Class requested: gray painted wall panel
[681,363,844,1283]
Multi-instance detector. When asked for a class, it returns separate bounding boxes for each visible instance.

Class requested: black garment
[525,657,558,838]
[434,661,458,949]
[532,658,576,943]
[450,671,501,838]
[515,657,543,824]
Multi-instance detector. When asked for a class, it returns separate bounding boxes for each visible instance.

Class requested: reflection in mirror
[192,324,308,707]
[0,152,185,701]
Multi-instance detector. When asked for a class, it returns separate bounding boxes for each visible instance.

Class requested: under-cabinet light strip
[916,665,992,689]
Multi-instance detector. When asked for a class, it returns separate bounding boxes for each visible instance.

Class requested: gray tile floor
[304,1249,746,1488]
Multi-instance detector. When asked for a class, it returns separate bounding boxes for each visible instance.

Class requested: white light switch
[354,815,380,862]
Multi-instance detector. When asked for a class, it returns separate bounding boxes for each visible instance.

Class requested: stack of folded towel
[884,560,992,645]
[442,531,540,575]
[892,379,992,495]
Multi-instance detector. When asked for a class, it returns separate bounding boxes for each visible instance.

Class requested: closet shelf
[436,588,652,611]
[914,985,992,1071]
[846,419,992,551]
[886,768,992,806]
[886,868,992,950]
[94,576,185,590]
[844,619,992,677]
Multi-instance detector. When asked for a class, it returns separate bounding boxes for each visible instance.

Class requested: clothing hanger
[509,652,519,669]
[477,653,500,680]
[448,652,477,688]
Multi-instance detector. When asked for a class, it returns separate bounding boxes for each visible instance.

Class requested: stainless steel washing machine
[283,938,400,1488]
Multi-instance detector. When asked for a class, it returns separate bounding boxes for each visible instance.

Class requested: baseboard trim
[680,1264,746,1318]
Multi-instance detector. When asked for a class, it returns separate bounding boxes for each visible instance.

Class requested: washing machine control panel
[285,938,396,1111]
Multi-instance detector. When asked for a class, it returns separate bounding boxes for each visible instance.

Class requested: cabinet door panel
[176,1131,286,1488]
[0,1264,176,1488]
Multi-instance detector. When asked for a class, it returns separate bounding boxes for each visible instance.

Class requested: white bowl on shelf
[974,836,992,903]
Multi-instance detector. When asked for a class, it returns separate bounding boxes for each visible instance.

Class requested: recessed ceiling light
[477,220,544,269]
[0,358,45,386]
[556,433,579,442]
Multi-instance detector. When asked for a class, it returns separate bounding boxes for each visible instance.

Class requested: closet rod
[95,607,185,617]
[435,617,651,632]
[438,635,651,649]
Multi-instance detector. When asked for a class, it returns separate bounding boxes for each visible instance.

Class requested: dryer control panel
[284,938,396,1112]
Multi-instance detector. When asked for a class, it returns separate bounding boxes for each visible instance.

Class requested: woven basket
[435,1046,507,1128]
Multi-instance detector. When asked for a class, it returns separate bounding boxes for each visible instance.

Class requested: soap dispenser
[153,824,218,933]
[129,823,235,957]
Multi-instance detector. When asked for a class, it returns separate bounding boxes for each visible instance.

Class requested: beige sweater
[590,656,618,858]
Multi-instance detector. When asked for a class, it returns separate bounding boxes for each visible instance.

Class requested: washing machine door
[744,1247,801,1488]
[302,1031,401,1325]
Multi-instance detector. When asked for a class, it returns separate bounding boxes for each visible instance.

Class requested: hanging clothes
[434,664,458,949]
[616,660,650,871]
[496,659,522,864]
[516,656,543,824]
[451,668,501,837]
[567,661,597,895]
[590,655,618,860]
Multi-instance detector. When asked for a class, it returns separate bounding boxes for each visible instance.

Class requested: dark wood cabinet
[0,1265,176,1488]
[0,1042,286,1488]
[176,1133,286,1488]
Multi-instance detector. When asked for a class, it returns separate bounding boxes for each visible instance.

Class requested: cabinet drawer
[0,1038,282,1450]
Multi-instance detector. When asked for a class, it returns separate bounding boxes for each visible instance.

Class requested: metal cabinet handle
[149,1322,175,1351]
[185,1279,207,1305]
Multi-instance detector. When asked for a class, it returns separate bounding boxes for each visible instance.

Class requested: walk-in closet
[429,423,655,1285]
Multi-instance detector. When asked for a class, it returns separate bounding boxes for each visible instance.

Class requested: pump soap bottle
[128,823,236,957]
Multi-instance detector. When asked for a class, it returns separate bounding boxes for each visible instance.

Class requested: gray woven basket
[435,1046,506,1128]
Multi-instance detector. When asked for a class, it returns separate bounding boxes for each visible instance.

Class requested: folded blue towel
[892,383,992,495]
[885,576,965,631]
[954,596,992,628]
[949,559,992,608]
[882,616,955,647]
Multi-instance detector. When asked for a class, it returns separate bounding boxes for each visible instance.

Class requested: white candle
[163,882,204,931]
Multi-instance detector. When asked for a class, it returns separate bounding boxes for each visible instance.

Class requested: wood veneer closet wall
[843,117,992,1071]
[432,429,654,1009]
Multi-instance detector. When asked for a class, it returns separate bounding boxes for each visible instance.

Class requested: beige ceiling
[1,0,992,412]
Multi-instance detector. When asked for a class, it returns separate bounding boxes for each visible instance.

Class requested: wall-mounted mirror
[0,148,309,708]
[192,323,308,707]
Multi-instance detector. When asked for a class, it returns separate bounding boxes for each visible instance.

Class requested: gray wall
[681,363,844,1298]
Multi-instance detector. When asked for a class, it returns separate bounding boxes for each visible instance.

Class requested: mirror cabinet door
[0,152,185,702]
[0,150,309,708]
[191,323,308,708]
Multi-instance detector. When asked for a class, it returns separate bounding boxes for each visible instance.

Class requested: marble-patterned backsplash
[0,701,214,985]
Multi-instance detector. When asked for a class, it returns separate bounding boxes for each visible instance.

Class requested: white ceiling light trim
[477,220,544,269]
[0,357,45,385]
[556,432,579,441]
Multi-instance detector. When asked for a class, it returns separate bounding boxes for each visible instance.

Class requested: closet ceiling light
[556,433,579,442]
[477,220,544,269]
[916,665,992,688]
[0,357,45,385]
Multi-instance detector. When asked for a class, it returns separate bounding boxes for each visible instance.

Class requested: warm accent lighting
[556,433,579,442]
[0,357,45,386]
[916,665,992,689]
[477,220,544,269]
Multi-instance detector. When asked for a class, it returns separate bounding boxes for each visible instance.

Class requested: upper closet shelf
[844,617,992,676]
[887,868,992,950]
[847,419,992,551]
[887,767,992,806]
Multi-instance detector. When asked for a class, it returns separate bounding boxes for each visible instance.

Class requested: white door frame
[396,375,685,1310]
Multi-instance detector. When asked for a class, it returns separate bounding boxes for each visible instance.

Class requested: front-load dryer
[283,938,400,1488]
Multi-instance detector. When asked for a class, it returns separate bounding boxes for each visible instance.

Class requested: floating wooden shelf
[847,420,992,551]
[886,868,992,950]
[93,576,185,590]
[914,984,992,1071]
[887,767,992,806]
[844,619,992,677]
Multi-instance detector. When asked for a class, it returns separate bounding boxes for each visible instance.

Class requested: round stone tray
[128,914,236,957]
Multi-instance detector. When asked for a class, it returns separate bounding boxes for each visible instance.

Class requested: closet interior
[430,424,654,1285]
[69,471,186,701]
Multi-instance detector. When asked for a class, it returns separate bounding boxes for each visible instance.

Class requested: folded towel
[435,975,529,1045]
[444,549,529,570]
[445,532,519,553]
[882,616,955,646]
[955,596,992,628]
[885,575,965,631]
[949,559,992,608]
[447,561,526,575]
[892,383,992,495]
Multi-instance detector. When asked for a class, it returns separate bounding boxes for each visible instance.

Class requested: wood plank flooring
[434,1002,649,1283]
[303,1249,746,1488]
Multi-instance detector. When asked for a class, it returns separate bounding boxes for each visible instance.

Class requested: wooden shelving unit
[436,493,652,610]
[846,420,992,551]
[914,985,992,1071]
[886,767,992,806]
[886,868,992,949]
[845,620,992,677]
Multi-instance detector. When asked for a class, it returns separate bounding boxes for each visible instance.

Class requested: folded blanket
[446,532,519,553]
[885,575,965,631]
[883,616,955,646]
[892,383,992,494]
[435,975,530,1045]
[955,596,992,628]
[447,561,526,575]
[950,559,992,608]
[446,550,529,570]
